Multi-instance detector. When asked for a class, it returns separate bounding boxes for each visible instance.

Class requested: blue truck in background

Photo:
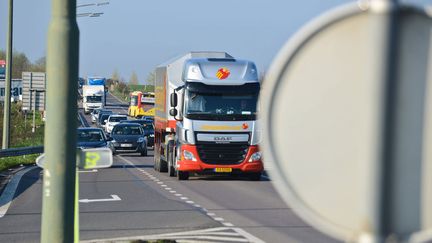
[87,77,106,86]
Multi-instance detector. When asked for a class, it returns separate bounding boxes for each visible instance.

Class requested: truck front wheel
[177,171,189,180]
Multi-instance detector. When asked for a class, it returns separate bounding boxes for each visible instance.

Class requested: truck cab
[82,85,105,114]
[154,52,263,180]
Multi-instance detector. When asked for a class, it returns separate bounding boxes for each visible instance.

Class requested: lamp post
[2,0,13,149]
[76,1,109,17]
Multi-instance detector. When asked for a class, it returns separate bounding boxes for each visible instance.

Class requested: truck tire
[248,172,262,181]
[154,157,160,171]
[177,171,189,180]
[159,158,168,172]
[167,142,176,177]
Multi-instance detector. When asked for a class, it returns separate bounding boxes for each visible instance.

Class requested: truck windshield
[130,95,138,106]
[185,91,258,121]
[87,96,102,103]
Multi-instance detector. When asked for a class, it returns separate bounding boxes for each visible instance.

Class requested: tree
[129,71,139,85]
[30,57,46,72]
[145,71,155,86]
[0,49,32,78]
[111,69,120,82]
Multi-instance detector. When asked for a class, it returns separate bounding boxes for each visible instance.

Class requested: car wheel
[177,171,189,180]
[141,147,147,156]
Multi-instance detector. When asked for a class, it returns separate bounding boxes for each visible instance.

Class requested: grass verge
[0,102,44,172]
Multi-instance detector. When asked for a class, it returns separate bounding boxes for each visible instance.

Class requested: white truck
[82,85,105,114]
[154,52,263,180]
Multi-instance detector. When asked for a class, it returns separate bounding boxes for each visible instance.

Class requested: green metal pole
[2,0,13,149]
[75,170,80,243]
[40,0,79,242]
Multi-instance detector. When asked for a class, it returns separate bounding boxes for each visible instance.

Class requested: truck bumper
[177,144,263,173]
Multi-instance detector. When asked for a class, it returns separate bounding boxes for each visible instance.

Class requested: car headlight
[182,150,197,161]
[248,152,262,162]
[137,137,145,143]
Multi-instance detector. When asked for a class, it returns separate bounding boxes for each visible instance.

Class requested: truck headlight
[248,152,262,162]
[183,150,197,161]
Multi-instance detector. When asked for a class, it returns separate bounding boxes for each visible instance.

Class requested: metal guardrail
[0,146,44,158]
[0,113,86,158]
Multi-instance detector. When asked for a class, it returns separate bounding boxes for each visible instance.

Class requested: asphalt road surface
[0,93,340,243]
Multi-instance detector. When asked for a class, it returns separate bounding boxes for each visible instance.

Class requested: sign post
[2,0,13,149]
[40,0,79,242]
[37,148,113,242]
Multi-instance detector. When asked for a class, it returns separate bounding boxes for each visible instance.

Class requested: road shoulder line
[0,166,37,218]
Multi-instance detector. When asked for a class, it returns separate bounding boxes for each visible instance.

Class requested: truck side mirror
[170,93,177,107]
[169,108,178,117]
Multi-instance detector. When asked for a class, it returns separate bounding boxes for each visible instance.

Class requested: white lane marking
[180,197,188,200]
[214,217,224,221]
[165,188,172,190]
[157,182,163,184]
[0,166,37,218]
[186,201,194,204]
[232,227,266,243]
[116,155,265,242]
[193,204,201,208]
[79,194,121,203]
[78,169,98,173]
[82,226,262,243]
[154,235,249,242]
[223,222,234,227]
[161,185,167,187]
[169,191,176,193]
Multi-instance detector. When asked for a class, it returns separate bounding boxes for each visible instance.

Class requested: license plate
[120,143,133,147]
[214,168,232,173]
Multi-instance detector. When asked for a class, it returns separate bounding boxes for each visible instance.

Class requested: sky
[1,0,431,84]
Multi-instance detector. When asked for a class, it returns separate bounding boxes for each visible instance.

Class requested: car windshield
[109,116,127,122]
[77,130,104,142]
[112,126,143,135]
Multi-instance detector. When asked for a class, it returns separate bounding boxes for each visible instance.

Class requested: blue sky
[0,0,431,83]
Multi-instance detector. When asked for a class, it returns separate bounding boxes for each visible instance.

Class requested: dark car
[120,120,154,147]
[110,123,147,156]
[77,127,113,151]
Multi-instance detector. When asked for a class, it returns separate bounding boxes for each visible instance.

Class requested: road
[0,93,340,243]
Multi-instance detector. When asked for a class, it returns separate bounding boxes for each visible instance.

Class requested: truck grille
[196,143,249,165]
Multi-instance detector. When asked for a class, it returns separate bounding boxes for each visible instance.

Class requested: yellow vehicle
[128,91,155,118]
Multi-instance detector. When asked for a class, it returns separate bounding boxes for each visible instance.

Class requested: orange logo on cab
[242,123,249,130]
[216,68,230,80]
